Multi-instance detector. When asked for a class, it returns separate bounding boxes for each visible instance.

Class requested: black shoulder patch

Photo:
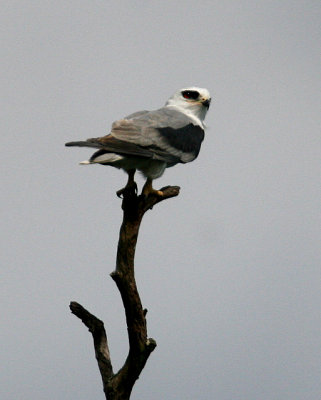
[157,124,205,157]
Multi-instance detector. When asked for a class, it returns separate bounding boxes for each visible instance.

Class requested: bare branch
[70,184,180,399]
[69,302,113,389]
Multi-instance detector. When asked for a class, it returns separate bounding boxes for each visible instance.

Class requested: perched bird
[65,87,211,197]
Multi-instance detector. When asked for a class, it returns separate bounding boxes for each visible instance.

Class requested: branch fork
[70,184,180,399]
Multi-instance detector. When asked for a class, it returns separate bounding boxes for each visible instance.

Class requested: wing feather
[65,107,204,165]
[66,136,153,158]
[110,107,204,163]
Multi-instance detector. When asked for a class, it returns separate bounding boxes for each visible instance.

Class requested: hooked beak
[202,98,211,109]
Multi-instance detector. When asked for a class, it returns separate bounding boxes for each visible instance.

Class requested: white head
[165,87,211,122]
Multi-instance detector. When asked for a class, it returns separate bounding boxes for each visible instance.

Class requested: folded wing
[65,107,205,165]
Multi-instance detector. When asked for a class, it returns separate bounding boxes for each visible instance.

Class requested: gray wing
[110,107,205,163]
[66,107,205,164]
[124,110,149,119]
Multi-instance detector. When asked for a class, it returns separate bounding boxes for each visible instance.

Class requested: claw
[141,178,163,198]
[116,169,137,198]
[116,181,137,198]
[142,188,164,198]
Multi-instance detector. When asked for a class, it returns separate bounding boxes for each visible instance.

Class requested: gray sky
[1,1,321,399]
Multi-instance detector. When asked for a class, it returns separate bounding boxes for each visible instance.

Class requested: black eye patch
[182,90,199,100]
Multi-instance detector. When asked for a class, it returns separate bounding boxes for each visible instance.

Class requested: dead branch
[70,185,180,399]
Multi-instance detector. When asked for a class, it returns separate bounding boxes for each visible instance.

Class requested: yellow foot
[116,181,138,198]
[142,187,164,198]
[141,178,164,198]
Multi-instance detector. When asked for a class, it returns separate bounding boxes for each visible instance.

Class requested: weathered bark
[70,185,180,399]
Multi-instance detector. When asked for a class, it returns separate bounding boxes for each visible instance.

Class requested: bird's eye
[182,90,199,100]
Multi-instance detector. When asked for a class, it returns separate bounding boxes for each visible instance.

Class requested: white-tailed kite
[65,87,211,197]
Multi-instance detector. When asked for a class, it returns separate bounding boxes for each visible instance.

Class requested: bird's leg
[116,169,137,198]
[141,178,164,198]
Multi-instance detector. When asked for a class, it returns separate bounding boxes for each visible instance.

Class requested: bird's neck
[165,104,205,128]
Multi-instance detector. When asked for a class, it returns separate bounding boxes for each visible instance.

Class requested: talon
[116,181,137,198]
[116,169,137,198]
[148,189,163,197]
[116,188,125,198]
[142,178,163,198]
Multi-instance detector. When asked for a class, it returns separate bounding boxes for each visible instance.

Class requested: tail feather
[65,141,102,149]
[65,137,155,159]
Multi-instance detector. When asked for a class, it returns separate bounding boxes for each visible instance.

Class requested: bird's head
[165,87,211,123]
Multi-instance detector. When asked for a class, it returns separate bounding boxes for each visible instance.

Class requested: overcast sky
[1,1,321,399]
